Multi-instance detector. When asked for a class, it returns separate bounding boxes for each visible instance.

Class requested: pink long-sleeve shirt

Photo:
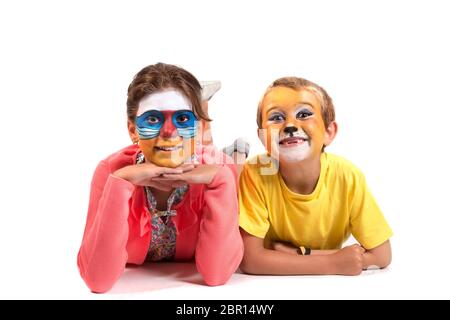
[77,144,243,293]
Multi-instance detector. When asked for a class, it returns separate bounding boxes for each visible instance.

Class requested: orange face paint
[136,90,197,168]
[260,86,326,162]
[139,134,195,168]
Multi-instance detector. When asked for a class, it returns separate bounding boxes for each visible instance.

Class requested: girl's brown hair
[127,63,211,122]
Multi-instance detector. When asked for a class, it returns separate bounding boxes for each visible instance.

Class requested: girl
[77,63,243,293]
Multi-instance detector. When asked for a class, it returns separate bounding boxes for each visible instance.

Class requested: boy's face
[133,89,197,168]
[260,86,327,163]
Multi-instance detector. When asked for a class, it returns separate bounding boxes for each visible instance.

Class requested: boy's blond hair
[257,77,335,129]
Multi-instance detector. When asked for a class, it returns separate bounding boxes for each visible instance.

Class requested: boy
[239,77,393,275]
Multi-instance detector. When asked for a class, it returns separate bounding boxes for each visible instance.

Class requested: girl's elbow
[79,266,117,293]
[78,255,117,293]
[86,279,114,294]
[203,275,227,287]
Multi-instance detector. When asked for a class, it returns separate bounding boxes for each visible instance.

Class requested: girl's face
[260,86,328,163]
[134,89,197,168]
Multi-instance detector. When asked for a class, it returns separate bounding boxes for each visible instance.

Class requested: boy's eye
[268,113,285,122]
[296,110,313,119]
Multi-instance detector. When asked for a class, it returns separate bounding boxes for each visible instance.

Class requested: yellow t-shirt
[239,153,393,250]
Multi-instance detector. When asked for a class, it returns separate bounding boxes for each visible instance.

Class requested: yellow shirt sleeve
[350,173,393,249]
[238,163,271,239]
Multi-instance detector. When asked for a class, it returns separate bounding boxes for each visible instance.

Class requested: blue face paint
[172,110,197,138]
[136,110,164,139]
[135,109,197,140]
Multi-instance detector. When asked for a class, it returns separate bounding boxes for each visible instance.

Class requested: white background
[1,0,449,299]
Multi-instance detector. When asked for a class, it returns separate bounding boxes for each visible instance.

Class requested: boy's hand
[155,164,222,185]
[330,244,365,276]
[113,163,194,191]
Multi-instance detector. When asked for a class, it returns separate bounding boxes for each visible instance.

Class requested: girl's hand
[154,164,222,185]
[113,163,195,191]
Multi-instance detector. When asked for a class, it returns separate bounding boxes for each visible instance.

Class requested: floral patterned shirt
[136,153,189,261]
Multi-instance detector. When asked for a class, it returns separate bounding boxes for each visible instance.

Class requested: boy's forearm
[241,248,335,275]
[312,249,338,255]
[272,241,337,256]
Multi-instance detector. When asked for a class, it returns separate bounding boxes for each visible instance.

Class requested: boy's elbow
[379,253,392,269]
[366,240,392,269]
[239,252,261,275]
[239,231,266,275]
[369,246,392,269]
[239,261,253,275]
[379,241,393,269]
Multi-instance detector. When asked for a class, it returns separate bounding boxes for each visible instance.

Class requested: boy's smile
[279,128,310,147]
[260,86,327,163]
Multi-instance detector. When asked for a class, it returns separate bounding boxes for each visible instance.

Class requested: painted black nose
[284,126,298,136]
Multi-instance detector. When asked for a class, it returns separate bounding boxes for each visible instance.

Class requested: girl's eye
[147,116,160,124]
[177,114,189,123]
[296,110,313,119]
[268,113,285,122]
